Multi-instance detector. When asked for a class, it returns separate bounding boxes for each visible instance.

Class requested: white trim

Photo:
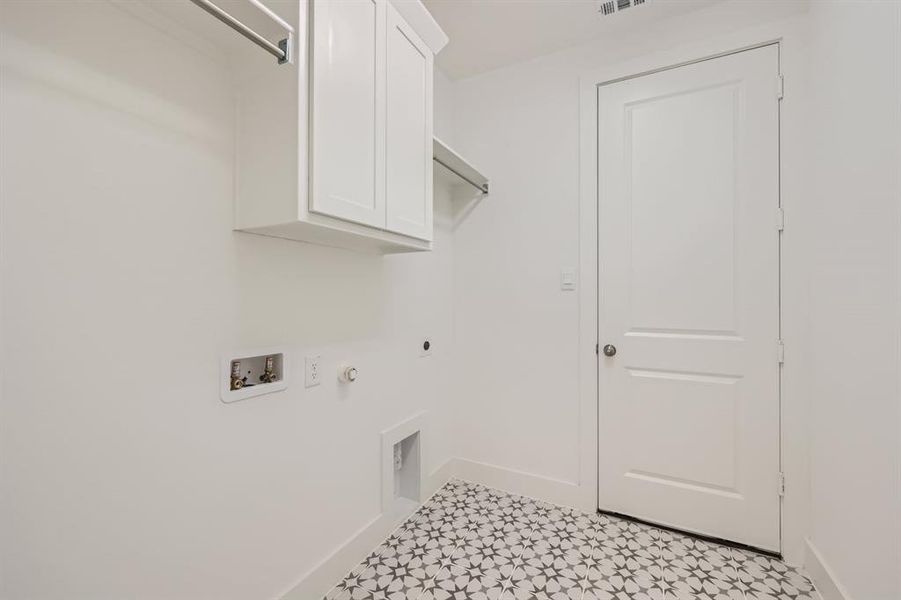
[576,63,600,516]
[805,539,853,600]
[278,459,454,600]
[421,455,455,502]
[280,452,837,600]
[279,454,829,600]
[276,456,594,599]
[387,0,448,54]
[278,507,403,600]
[578,17,810,564]
[452,458,590,512]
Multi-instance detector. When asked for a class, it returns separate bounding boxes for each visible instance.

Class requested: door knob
[602,344,617,357]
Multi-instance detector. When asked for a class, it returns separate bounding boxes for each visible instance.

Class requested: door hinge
[776,74,784,100]
[776,207,784,231]
[778,472,785,497]
[776,339,785,364]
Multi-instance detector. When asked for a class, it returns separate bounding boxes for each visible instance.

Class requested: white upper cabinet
[233,0,447,253]
[385,3,433,241]
[310,0,385,228]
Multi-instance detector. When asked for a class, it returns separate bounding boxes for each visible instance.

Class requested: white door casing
[597,45,780,551]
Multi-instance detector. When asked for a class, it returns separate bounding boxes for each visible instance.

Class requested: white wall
[0,2,456,599]
[4,0,900,597]
[448,0,900,594]
[803,2,901,599]
[449,0,808,507]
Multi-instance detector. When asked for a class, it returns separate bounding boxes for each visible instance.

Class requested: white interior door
[597,45,780,551]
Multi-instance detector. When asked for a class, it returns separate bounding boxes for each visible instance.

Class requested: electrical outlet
[305,355,321,387]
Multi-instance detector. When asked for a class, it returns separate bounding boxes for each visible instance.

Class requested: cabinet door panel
[311,0,386,227]
[385,4,432,241]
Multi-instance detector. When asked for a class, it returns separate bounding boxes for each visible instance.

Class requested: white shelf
[432,137,489,195]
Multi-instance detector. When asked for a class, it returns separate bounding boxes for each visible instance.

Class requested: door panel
[597,45,780,551]
[311,0,386,227]
[629,83,738,334]
[385,4,433,240]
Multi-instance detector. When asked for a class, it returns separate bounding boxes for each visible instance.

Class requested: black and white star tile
[324,479,818,600]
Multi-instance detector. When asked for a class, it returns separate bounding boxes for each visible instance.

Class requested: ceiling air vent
[597,0,650,17]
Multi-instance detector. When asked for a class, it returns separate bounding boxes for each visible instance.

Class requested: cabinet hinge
[778,472,785,497]
[776,74,784,100]
[776,340,785,364]
[776,207,785,231]
[595,343,599,355]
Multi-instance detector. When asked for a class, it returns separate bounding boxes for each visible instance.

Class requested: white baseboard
[423,457,455,500]
[277,461,455,600]
[278,462,872,600]
[278,509,402,600]
[451,458,590,512]
[277,458,590,599]
[805,539,854,600]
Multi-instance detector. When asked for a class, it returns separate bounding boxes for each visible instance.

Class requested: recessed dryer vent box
[381,413,425,518]
[220,348,288,403]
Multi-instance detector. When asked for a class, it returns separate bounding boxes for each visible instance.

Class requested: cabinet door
[310,0,386,228]
[385,3,433,241]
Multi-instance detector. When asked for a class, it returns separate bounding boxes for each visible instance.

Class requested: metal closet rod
[433,158,490,194]
[189,0,291,64]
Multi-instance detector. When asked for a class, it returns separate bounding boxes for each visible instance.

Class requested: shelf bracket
[432,137,490,195]
[433,158,489,194]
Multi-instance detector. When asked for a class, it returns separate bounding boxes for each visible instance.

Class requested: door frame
[576,31,808,564]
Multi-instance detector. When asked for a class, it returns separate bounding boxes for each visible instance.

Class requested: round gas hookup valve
[338,364,358,383]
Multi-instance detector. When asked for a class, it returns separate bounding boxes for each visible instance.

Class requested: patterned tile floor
[325,479,817,600]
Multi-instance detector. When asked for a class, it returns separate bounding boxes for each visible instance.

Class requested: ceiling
[422,0,723,80]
